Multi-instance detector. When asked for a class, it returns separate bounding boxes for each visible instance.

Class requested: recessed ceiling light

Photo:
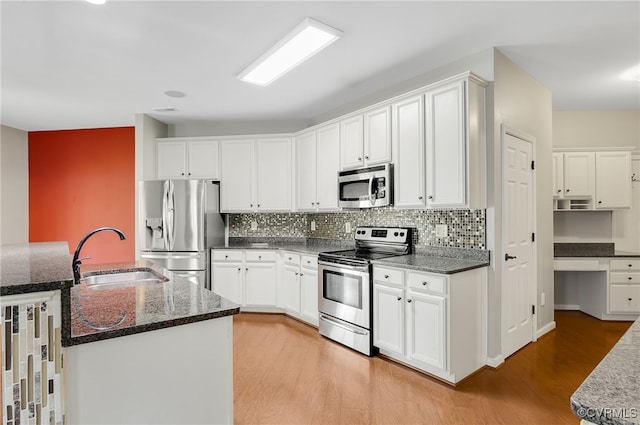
[621,64,640,82]
[152,107,177,113]
[238,17,342,86]
[164,90,186,98]
[86,0,106,4]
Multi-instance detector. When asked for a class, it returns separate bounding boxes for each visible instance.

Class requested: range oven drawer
[319,314,374,356]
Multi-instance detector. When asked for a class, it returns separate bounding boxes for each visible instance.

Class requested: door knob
[505,254,517,261]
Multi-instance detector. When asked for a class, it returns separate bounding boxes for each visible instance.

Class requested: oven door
[318,260,370,330]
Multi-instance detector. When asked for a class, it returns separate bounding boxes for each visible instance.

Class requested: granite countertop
[372,246,491,274]
[555,243,640,258]
[571,317,640,425]
[213,237,355,255]
[67,260,240,346]
[0,242,74,296]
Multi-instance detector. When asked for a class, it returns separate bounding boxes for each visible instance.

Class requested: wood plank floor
[233,311,632,425]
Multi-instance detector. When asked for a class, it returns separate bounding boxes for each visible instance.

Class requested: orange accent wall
[29,127,135,264]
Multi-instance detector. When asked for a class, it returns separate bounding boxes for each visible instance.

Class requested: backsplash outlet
[229,208,485,249]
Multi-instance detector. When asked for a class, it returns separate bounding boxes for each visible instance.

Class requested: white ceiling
[1,1,639,132]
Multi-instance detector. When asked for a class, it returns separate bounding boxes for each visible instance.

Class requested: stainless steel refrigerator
[138,179,225,289]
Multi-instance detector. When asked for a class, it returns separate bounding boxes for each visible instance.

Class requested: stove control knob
[400,232,405,237]
[394,232,398,237]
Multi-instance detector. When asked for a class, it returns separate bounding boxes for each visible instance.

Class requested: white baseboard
[486,355,505,368]
[555,304,579,310]
[537,321,556,338]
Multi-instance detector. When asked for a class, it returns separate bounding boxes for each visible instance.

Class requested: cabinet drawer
[373,267,403,287]
[283,252,300,266]
[407,271,447,295]
[245,251,277,262]
[212,250,243,262]
[610,285,640,313]
[301,255,318,269]
[609,272,640,284]
[610,259,640,271]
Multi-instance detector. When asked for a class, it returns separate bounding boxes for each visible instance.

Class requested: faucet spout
[72,226,126,285]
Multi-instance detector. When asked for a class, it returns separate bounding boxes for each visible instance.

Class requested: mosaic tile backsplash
[2,291,64,425]
[229,208,485,249]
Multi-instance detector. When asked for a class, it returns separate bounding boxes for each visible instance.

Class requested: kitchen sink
[82,268,168,289]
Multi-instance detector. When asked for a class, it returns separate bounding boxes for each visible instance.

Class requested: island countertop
[0,242,74,295]
[68,260,240,346]
[571,317,640,425]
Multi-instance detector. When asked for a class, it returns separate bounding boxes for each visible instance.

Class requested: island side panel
[64,316,233,425]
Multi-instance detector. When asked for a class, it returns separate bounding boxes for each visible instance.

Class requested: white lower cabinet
[373,265,486,384]
[609,259,640,314]
[211,250,277,310]
[281,252,319,326]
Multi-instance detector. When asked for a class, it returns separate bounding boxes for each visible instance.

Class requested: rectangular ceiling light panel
[238,17,342,86]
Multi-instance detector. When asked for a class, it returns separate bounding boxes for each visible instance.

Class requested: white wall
[553,110,640,150]
[169,119,309,137]
[488,49,554,359]
[0,125,29,244]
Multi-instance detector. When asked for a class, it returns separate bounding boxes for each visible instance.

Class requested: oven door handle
[320,315,368,335]
[318,260,369,273]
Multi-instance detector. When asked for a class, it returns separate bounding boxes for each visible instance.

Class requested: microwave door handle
[368,176,374,206]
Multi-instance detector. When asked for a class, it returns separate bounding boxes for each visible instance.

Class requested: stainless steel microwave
[338,164,393,209]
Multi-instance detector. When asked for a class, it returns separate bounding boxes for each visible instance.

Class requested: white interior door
[502,130,535,358]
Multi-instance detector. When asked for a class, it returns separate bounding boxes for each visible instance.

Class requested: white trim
[555,304,580,310]
[536,321,556,339]
[553,147,634,153]
[486,355,505,368]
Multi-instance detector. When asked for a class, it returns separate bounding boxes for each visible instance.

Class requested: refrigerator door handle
[162,181,170,250]
[167,181,176,250]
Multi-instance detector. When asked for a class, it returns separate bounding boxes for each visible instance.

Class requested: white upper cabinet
[220,139,254,212]
[364,105,392,166]
[340,106,392,171]
[157,138,220,179]
[221,137,292,213]
[340,115,365,170]
[595,151,632,209]
[256,137,293,212]
[392,95,425,208]
[425,76,486,209]
[296,123,341,212]
[552,153,564,197]
[563,152,595,198]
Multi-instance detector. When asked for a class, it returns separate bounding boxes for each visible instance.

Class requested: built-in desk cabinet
[372,265,487,384]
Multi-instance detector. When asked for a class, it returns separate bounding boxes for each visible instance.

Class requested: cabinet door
[340,115,364,170]
[211,262,243,304]
[552,153,564,197]
[392,95,425,208]
[563,152,595,198]
[300,268,319,325]
[220,139,254,212]
[316,123,341,211]
[364,105,392,165]
[373,284,405,355]
[157,141,187,179]
[296,131,317,211]
[406,291,446,370]
[426,80,466,207]
[187,140,220,179]
[595,151,632,209]
[245,263,277,307]
[256,138,292,212]
[283,264,301,316]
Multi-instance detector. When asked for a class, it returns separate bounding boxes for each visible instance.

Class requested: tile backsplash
[229,208,485,249]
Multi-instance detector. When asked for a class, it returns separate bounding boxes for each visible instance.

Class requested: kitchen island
[1,242,239,425]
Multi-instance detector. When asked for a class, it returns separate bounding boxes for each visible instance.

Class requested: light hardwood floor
[233,311,632,425]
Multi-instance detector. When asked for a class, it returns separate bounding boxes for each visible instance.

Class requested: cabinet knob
[295,272,299,276]
[629,298,633,301]
[358,157,362,161]
[365,156,369,160]
[245,268,249,271]
[181,172,185,176]
[300,273,304,277]
[407,299,413,303]
[428,195,433,200]
[188,173,191,176]
[557,189,562,193]
[384,275,389,279]
[250,204,253,207]
[258,256,262,259]
[566,189,571,193]
[598,201,602,204]
[225,255,228,259]
[422,281,429,286]
[629,277,633,280]
[629,264,633,268]
[237,268,241,271]
[397,297,402,301]
[418,196,423,200]
[307,260,311,264]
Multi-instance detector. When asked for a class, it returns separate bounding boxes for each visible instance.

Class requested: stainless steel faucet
[72,226,126,285]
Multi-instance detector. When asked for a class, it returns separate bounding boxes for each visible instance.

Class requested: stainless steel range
[318,226,413,356]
